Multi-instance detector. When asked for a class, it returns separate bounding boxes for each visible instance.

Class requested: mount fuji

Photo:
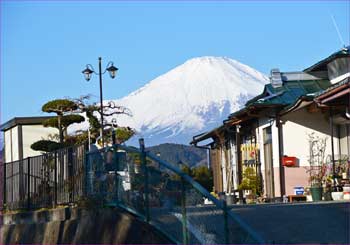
[109,56,268,146]
[70,56,268,146]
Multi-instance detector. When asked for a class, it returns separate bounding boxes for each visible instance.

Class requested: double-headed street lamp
[82,57,118,147]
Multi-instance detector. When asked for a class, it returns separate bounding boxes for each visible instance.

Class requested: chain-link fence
[85,139,265,244]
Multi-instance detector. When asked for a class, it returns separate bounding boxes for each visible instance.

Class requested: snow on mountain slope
[108,56,268,146]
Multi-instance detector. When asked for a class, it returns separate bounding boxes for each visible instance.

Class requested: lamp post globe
[106,64,118,79]
[82,67,94,81]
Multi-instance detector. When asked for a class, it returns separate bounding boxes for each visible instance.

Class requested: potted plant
[331,185,344,200]
[328,157,347,200]
[307,133,327,202]
[336,156,349,180]
[238,167,261,203]
[304,187,313,202]
[343,184,350,200]
[323,175,333,201]
[308,167,327,201]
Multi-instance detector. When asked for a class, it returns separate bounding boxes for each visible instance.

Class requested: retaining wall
[0,207,172,244]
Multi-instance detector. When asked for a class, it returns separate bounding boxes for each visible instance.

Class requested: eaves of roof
[280,95,315,115]
[0,116,54,131]
[304,46,350,72]
[314,77,350,101]
[190,125,225,145]
[227,103,284,125]
[227,79,331,125]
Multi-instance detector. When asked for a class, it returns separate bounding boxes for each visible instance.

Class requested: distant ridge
[147,143,208,168]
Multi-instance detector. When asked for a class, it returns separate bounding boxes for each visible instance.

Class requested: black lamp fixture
[106,64,118,79]
[82,57,119,147]
[82,66,94,81]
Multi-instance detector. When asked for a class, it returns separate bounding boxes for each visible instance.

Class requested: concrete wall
[0,207,171,244]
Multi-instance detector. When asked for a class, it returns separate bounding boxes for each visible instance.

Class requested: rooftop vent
[270,68,283,88]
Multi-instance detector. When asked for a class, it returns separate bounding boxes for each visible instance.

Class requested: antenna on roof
[330,14,346,48]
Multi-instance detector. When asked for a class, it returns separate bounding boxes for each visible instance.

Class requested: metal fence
[1,144,86,210]
[1,139,264,244]
[86,139,265,244]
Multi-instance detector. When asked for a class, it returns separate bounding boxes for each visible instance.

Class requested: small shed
[0,116,57,163]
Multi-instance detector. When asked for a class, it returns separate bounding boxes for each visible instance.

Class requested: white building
[0,117,58,162]
[191,46,350,201]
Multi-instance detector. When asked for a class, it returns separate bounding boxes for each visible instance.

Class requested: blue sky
[1,1,349,123]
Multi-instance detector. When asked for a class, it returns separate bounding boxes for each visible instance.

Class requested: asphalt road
[230,200,350,244]
[149,200,350,244]
[1,200,348,244]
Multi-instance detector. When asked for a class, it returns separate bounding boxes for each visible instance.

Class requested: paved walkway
[230,200,350,244]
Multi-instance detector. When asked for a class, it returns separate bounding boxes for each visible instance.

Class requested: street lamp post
[82,57,118,147]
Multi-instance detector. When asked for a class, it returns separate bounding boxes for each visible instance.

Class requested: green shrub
[43,115,85,128]
[42,99,78,113]
[31,140,67,152]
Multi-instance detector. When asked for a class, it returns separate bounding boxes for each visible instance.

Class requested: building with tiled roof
[191,46,350,203]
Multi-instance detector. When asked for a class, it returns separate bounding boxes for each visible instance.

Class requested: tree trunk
[58,115,64,143]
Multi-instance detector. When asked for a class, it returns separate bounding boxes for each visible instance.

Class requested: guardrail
[86,139,265,244]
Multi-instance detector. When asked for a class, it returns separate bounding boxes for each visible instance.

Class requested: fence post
[223,200,229,244]
[68,148,74,203]
[181,177,189,245]
[84,151,88,196]
[114,147,119,205]
[3,162,6,209]
[139,138,150,223]
[54,152,58,207]
[86,151,95,196]
[112,130,116,145]
[19,159,24,206]
[27,157,31,210]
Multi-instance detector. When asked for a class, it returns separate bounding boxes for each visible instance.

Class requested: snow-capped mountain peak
[110,56,268,145]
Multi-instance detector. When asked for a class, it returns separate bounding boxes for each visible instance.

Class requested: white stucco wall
[22,125,58,158]
[12,127,19,161]
[257,108,345,170]
[281,107,340,167]
[280,108,349,195]
[4,129,12,162]
[339,125,349,156]
[220,147,228,193]
[255,108,346,197]
[4,126,19,162]
[229,140,238,190]
[256,118,280,170]
[256,118,281,197]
